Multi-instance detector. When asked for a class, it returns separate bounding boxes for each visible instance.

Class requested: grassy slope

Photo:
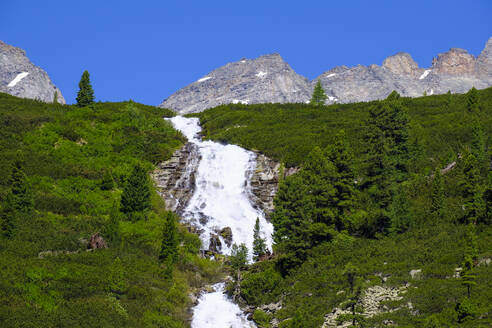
[195,89,492,327]
[196,88,492,170]
[0,93,221,327]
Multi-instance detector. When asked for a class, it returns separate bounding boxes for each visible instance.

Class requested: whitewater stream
[167,116,274,328]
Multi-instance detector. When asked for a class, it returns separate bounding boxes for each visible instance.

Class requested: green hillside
[196,88,492,327]
[0,93,221,327]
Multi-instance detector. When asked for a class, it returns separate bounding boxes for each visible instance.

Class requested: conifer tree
[53,90,58,104]
[466,87,480,113]
[461,153,485,224]
[310,80,328,106]
[1,195,16,238]
[362,98,411,235]
[339,262,365,327]
[326,130,358,231]
[76,70,95,107]
[431,167,445,218]
[389,186,411,233]
[8,161,33,214]
[230,243,248,281]
[120,164,151,218]
[159,212,178,265]
[252,217,267,261]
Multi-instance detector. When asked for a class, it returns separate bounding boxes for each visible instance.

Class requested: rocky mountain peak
[0,40,65,104]
[382,52,420,76]
[161,37,492,113]
[432,47,476,75]
[159,53,310,114]
[477,37,492,78]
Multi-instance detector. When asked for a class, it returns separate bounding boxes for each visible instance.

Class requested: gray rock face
[160,53,310,114]
[161,37,492,113]
[0,40,65,104]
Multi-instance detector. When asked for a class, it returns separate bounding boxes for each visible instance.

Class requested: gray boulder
[0,40,65,104]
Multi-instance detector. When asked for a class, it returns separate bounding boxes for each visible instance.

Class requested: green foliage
[193,88,492,327]
[120,164,151,218]
[253,217,267,261]
[431,168,445,218]
[230,243,248,272]
[76,70,95,107]
[0,195,16,237]
[0,93,217,327]
[159,212,179,277]
[455,297,478,323]
[8,161,34,214]
[252,309,273,327]
[52,90,58,104]
[310,80,327,106]
[466,87,480,113]
[106,201,121,245]
[240,265,282,305]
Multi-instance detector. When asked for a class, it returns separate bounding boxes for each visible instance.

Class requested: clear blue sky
[1,1,491,105]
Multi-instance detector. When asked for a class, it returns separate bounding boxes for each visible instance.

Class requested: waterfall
[168,116,273,256]
[167,116,274,327]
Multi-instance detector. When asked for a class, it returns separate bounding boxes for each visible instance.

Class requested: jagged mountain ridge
[0,40,65,104]
[160,37,492,113]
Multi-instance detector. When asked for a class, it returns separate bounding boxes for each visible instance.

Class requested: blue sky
[1,1,491,105]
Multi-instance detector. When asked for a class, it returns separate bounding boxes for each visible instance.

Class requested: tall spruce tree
[106,201,121,244]
[461,153,485,224]
[431,167,445,218]
[326,130,358,231]
[120,164,151,218]
[8,161,33,214]
[159,212,178,265]
[76,70,95,107]
[363,98,410,234]
[252,217,267,261]
[466,87,480,113]
[1,195,16,238]
[310,80,328,106]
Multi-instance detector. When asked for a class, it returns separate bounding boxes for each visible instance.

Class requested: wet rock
[219,227,233,247]
[208,233,222,253]
[152,142,200,214]
[88,233,107,250]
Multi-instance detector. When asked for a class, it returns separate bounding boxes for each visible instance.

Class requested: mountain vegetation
[196,87,492,327]
[0,93,221,327]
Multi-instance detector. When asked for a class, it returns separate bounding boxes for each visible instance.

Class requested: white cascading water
[167,116,274,327]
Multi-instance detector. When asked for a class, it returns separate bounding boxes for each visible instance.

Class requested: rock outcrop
[160,53,311,114]
[0,40,65,103]
[152,142,200,214]
[160,37,492,113]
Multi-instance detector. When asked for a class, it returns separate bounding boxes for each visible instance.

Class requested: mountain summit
[160,53,310,114]
[0,40,65,104]
[160,37,492,114]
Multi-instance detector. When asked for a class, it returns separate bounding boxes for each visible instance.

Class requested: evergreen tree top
[76,70,95,107]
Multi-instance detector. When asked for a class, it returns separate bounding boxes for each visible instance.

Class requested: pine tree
[339,263,365,327]
[465,87,480,113]
[310,80,328,106]
[230,243,248,275]
[363,99,411,235]
[1,195,16,238]
[8,161,33,214]
[461,153,485,224]
[326,130,358,231]
[120,164,151,218]
[430,167,445,218]
[386,90,401,101]
[53,90,58,104]
[159,212,178,265]
[389,186,411,233]
[471,117,485,166]
[76,70,95,107]
[252,217,267,261]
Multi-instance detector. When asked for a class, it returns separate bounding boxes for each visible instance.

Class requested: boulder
[88,233,108,250]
